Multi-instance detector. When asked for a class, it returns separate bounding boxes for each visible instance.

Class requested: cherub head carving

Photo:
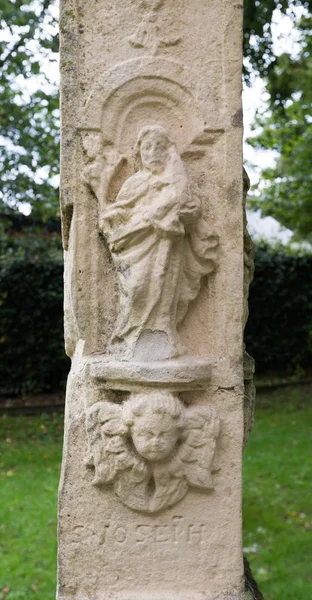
[86,392,220,513]
[123,392,185,462]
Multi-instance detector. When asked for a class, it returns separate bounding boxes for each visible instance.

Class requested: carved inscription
[86,391,220,513]
[99,517,208,546]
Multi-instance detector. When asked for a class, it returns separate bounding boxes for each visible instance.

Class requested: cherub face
[131,412,179,462]
[140,132,169,174]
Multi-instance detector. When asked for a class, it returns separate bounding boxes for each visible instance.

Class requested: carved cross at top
[128,0,180,54]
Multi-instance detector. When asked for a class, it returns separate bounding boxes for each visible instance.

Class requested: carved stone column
[58,2,253,599]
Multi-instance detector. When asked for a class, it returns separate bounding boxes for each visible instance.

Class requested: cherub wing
[86,401,130,486]
[178,405,220,490]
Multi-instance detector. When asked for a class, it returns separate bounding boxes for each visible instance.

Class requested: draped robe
[99,153,218,359]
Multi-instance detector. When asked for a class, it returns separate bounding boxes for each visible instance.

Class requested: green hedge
[245,244,312,373]
[0,245,311,398]
[0,258,69,397]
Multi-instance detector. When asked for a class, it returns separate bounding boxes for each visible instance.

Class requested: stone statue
[86,392,220,513]
[82,125,218,361]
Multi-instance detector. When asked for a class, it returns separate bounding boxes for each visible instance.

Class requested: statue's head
[124,392,185,462]
[136,125,173,174]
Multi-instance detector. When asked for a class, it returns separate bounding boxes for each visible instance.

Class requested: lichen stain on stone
[227,179,240,206]
[231,109,243,127]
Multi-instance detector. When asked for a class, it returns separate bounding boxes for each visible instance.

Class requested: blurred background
[0,1,311,599]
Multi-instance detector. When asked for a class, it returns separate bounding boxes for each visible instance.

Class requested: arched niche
[80,57,205,154]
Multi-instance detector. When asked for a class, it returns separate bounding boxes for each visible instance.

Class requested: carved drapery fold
[82,124,219,361]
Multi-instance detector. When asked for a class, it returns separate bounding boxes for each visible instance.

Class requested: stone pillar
[58,2,252,599]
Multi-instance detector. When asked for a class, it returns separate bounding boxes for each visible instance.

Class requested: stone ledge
[85,354,217,392]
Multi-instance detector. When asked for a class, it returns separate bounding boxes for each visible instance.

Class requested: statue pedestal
[85,354,217,392]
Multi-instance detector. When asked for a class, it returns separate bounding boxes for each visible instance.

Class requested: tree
[248,15,312,242]
[0,0,59,222]
[243,1,312,79]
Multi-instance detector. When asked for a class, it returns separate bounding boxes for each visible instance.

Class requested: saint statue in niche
[82,125,218,361]
[85,392,220,513]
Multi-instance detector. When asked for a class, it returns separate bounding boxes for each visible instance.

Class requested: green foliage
[248,15,312,241]
[0,228,62,263]
[245,242,312,372]
[243,1,312,79]
[0,0,59,221]
[0,257,69,397]
[0,200,62,264]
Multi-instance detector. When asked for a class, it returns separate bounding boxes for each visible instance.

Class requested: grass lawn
[0,385,311,599]
[0,413,63,600]
[243,384,312,599]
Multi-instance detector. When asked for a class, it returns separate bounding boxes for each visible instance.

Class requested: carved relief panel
[86,391,220,513]
[77,56,224,359]
[75,57,225,513]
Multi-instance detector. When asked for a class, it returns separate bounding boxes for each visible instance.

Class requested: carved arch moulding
[79,57,224,149]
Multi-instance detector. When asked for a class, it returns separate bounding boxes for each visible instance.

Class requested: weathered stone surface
[58,1,253,599]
